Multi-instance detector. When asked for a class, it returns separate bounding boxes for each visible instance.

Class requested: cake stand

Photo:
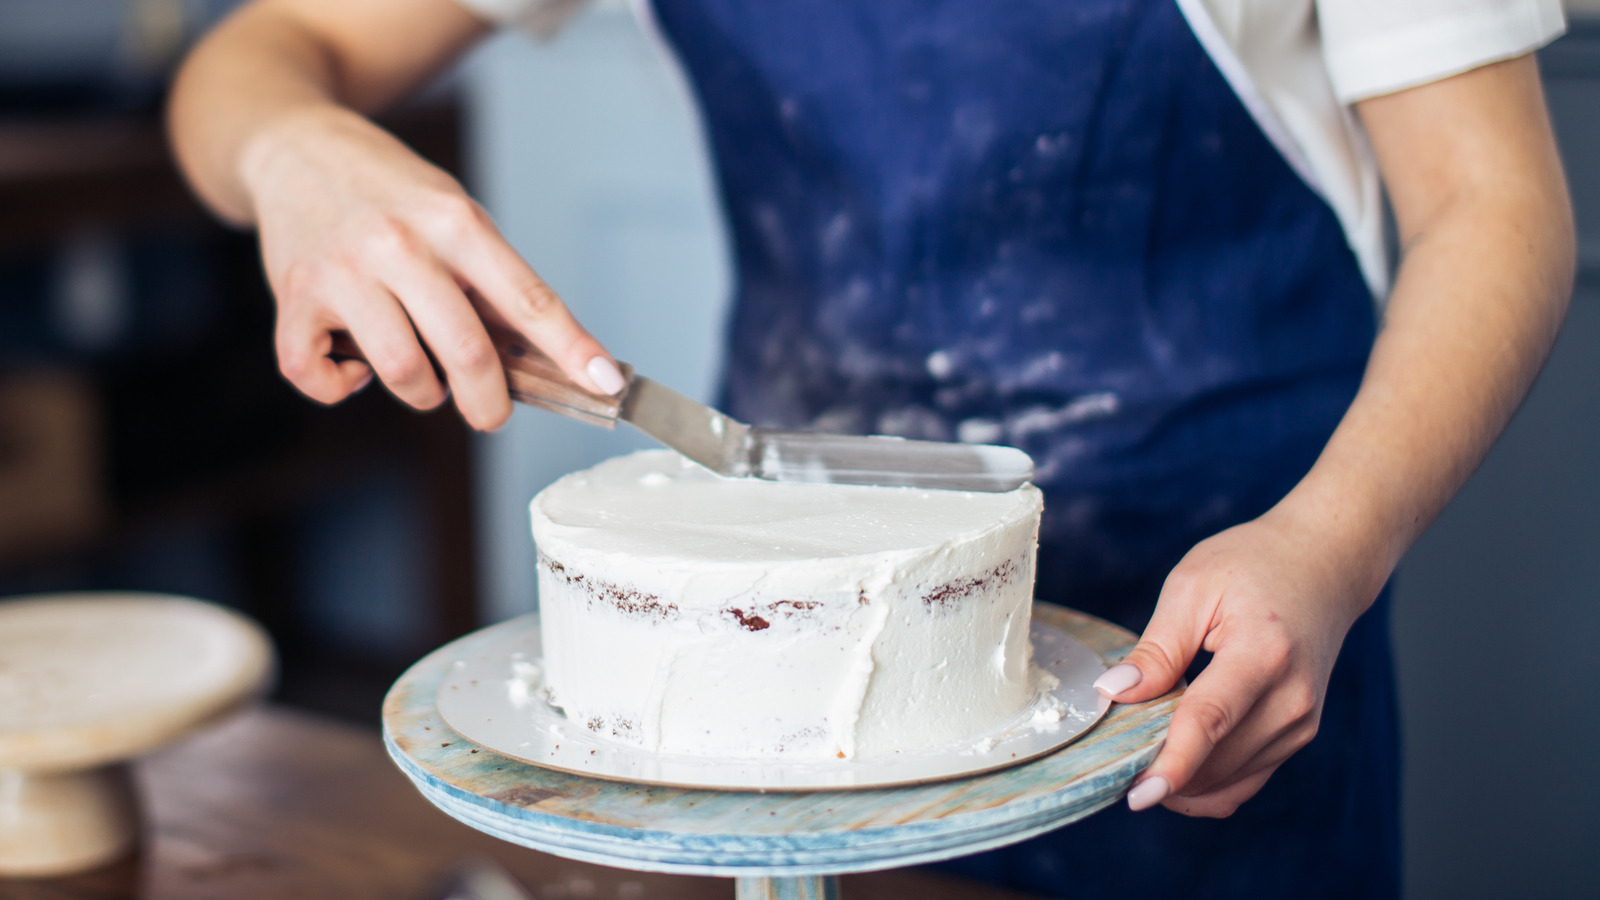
[383,604,1179,899]
[0,593,275,876]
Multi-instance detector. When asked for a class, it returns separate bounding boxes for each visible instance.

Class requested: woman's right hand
[240,105,624,431]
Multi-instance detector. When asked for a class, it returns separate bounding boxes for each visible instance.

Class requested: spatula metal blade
[748,429,1034,492]
[618,376,755,477]
[618,376,1033,492]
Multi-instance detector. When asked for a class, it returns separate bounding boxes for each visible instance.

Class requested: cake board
[383,603,1180,899]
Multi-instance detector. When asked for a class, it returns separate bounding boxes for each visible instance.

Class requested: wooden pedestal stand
[0,594,273,876]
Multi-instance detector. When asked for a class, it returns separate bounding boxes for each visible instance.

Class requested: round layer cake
[529,449,1045,761]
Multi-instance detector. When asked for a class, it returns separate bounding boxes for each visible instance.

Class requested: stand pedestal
[736,875,837,899]
[383,604,1179,896]
[0,764,139,876]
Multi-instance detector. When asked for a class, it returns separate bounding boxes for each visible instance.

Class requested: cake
[529,449,1045,760]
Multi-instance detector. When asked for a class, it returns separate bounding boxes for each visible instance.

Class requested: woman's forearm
[167,0,488,224]
[1277,55,1576,603]
[169,9,339,223]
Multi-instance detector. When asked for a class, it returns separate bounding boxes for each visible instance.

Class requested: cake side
[852,523,1039,757]
[530,449,1044,760]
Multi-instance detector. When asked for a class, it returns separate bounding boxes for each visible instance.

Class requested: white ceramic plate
[434,614,1109,791]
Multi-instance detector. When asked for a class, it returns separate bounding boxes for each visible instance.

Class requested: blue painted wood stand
[735,875,836,899]
[383,604,1178,897]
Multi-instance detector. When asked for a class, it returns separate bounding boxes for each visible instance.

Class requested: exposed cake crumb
[725,598,821,631]
[541,553,680,621]
[923,557,1021,611]
[729,609,770,631]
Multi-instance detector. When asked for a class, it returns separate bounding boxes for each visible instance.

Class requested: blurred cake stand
[383,603,1179,899]
[0,593,274,877]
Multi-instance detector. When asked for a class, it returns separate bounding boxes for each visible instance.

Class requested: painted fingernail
[1126,776,1170,812]
[1093,663,1143,697]
[586,356,627,395]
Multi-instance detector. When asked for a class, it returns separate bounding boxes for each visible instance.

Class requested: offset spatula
[333,329,1033,492]
[488,331,1033,493]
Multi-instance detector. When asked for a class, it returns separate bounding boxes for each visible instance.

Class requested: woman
[168,0,1574,895]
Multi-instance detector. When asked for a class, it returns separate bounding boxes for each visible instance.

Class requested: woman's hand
[242,106,623,431]
[167,0,622,431]
[1094,52,1573,818]
[1092,498,1384,817]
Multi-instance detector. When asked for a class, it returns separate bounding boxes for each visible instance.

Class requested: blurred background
[0,1,1595,897]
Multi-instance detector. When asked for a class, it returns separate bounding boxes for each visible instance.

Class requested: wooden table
[0,706,1045,900]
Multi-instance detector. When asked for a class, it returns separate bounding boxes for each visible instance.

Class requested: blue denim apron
[647,0,1400,894]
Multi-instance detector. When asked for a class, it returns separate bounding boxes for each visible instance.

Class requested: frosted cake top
[531,449,1042,564]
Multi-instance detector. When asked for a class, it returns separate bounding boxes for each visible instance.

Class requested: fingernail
[586,356,627,395]
[1094,662,1143,697]
[1127,776,1170,812]
[354,371,375,393]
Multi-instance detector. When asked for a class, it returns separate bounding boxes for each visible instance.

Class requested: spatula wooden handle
[327,329,631,429]
[489,328,632,428]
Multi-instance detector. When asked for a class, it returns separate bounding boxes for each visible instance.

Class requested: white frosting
[530,449,1044,760]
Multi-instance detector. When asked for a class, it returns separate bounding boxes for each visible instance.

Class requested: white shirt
[458,0,1566,297]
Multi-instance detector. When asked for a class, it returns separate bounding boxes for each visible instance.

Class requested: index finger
[1126,647,1277,811]
[441,213,624,396]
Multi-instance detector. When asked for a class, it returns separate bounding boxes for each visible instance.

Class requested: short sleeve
[452,0,592,39]
[1317,0,1566,102]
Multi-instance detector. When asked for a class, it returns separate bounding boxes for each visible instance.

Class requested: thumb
[1094,575,1215,704]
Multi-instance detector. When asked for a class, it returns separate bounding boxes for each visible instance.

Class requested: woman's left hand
[1091,501,1384,817]
[1092,52,1575,819]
